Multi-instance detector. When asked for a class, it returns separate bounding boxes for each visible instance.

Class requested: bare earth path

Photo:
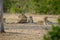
[0,24,51,40]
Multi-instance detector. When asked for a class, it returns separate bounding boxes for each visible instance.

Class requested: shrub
[58,18,60,25]
[43,25,60,40]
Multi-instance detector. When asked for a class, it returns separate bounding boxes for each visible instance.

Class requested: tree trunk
[0,0,5,33]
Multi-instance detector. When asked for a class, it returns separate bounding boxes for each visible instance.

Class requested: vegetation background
[3,0,60,15]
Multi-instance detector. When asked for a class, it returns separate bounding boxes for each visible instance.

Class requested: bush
[3,0,60,14]
[58,18,60,25]
[43,25,60,40]
[44,18,60,40]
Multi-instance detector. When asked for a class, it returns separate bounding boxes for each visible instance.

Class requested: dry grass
[4,14,58,23]
[1,14,57,40]
[0,24,48,40]
[0,30,47,40]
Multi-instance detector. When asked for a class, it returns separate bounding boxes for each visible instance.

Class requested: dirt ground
[0,23,48,40]
[0,14,58,40]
